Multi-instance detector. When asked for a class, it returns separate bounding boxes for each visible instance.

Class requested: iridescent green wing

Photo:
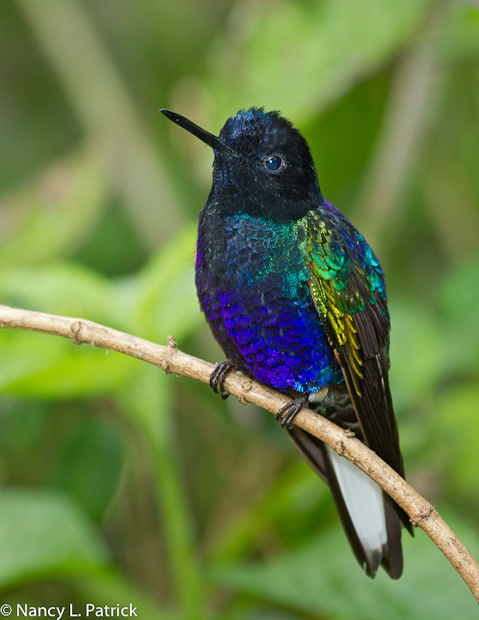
[304,208,404,477]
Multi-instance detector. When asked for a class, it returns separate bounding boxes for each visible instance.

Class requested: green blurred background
[1,0,479,618]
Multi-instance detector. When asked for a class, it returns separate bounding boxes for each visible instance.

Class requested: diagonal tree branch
[0,303,478,601]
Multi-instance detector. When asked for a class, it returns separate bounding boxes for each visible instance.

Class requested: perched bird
[161,107,412,579]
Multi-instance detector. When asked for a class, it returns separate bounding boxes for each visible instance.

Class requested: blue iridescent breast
[196,212,343,393]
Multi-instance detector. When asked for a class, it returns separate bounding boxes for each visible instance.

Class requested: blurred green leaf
[113,224,202,341]
[0,329,137,397]
[0,262,114,323]
[0,261,140,397]
[436,382,479,498]
[389,300,445,411]
[209,461,332,564]
[212,524,479,619]
[0,228,204,396]
[51,417,124,520]
[0,489,108,589]
[204,0,431,121]
[0,148,107,266]
[439,256,479,374]
[440,2,479,60]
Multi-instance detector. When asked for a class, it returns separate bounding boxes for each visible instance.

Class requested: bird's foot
[210,361,237,400]
[276,395,309,430]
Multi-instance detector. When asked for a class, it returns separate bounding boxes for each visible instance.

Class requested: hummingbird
[161,107,412,579]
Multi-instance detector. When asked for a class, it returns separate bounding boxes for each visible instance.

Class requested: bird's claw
[276,396,308,430]
[210,361,237,399]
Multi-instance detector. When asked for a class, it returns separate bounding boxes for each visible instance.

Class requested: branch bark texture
[0,303,478,601]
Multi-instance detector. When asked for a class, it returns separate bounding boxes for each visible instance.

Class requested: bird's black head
[161,107,322,220]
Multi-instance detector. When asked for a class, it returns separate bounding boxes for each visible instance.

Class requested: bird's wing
[303,208,404,478]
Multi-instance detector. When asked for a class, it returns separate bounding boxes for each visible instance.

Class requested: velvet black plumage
[161,107,412,579]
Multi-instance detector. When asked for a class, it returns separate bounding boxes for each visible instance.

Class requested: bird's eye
[263,154,284,172]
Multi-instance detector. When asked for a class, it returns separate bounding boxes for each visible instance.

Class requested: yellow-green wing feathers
[304,208,405,477]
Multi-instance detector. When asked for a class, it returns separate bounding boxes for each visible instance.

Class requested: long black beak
[161,109,234,155]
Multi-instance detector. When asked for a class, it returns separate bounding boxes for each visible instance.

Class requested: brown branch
[1,303,478,601]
